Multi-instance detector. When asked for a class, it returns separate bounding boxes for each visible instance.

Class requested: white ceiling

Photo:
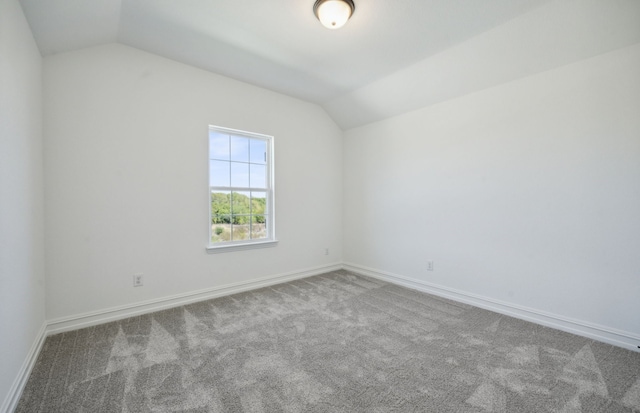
[18,0,640,129]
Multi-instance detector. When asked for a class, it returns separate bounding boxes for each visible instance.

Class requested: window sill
[206,239,278,254]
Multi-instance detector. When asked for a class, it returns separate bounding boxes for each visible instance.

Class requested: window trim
[206,239,278,254]
[206,125,276,252]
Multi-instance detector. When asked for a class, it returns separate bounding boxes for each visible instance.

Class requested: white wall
[44,43,343,321]
[344,42,640,347]
[0,0,46,409]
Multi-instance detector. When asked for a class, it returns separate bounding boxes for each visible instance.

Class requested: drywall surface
[326,0,640,129]
[0,0,45,408]
[44,43,343,320]
[343,43,640,342]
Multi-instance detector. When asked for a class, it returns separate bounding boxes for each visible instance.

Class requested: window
[207,126,276,252]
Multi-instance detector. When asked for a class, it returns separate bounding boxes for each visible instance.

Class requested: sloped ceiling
[19,0,640,129]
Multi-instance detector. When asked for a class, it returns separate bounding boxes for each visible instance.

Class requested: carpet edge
[343,262,640,353]
[46,263,342,335]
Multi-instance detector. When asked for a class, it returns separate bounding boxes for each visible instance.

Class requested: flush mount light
[313,0,355,30]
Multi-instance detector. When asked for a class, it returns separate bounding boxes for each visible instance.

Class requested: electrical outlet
[427,261,434,271]
[133,273,144,287]
[325,248,329,256]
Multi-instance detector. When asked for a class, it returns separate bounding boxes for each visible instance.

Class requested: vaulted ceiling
[18,0,640,129]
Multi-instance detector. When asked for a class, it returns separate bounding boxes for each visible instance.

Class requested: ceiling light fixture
[313,0,355,30]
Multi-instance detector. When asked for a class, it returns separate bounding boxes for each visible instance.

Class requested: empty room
[1,0,639,411]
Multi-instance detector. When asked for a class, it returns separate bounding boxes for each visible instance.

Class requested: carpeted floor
[16,270,640,412]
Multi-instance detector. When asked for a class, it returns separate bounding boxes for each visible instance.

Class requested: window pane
[230,136,249,162]
[231,191,250,215]
[211,214,231,224]
[211,191,231,216]
[209,131,229,160]
[211,218,231,243]
[230,162,249,187]
[251,191,267,215]
[232,216,250,240]
[250,139,266,164]
[250,164,266,189]
[251,215,267,240]
[210,161,230,187]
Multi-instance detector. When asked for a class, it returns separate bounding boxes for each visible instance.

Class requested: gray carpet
[16,270,640,412]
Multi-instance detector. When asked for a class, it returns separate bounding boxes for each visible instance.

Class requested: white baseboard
[1,321,47,413]
[47,263,342,335]
[343,262,640,353]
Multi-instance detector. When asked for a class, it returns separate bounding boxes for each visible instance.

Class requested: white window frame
[206,125,277,253]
